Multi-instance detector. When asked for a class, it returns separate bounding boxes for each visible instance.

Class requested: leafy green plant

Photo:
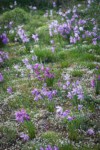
[23,121,36,139]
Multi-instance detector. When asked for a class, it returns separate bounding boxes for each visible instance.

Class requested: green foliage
[71,70,83,77]
[0,126,17,143]
[34,48,57,63]
[25,18,48,35]
[59,144,76,150]
[36,26,50,45]
[46,78,55,87]
[46,100,55,112]
[41,131,61,144]
[84,95,96,111]
[0,8,29,29]
[24,121,36,139]
[85,63,97,70]
[60,61,70,68]
[95,77,100,95]
[67,116,85,141]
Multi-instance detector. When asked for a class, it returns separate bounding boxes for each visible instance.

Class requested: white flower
[56,106,63,114]
[79,27,84,31]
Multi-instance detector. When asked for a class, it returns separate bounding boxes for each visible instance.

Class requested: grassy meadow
[0,1,100,150]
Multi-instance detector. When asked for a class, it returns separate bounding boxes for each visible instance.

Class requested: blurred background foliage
[0,0,99,10]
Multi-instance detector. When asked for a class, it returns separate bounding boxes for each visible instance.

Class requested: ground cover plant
[0,0,100,150]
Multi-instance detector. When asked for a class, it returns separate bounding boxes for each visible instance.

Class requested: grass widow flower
[15,109,30,123]
[7,87,12,94]
[20,133,29,141]
[0,73,3,82]
[87,128,95,135]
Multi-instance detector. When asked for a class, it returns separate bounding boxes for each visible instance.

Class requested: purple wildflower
[0,73,3,82]
[17,27,29,43]
[32,55,37,61]
[63,85,67,90]
[67,92,73,99]
[31,88,40,95]
[0,33,9,45]
[22,58,29,65]
[92,38,97,45]
[7,87,12,94]
[51,46,55,53]
[91,79,95,88]
[67,116,74,121]
[87,128,94,135]
[98,75,100,80]
[66,81,70,86]
[40,145,59,150]
[15,109,30,123]
[32,34,39,42]
[20,133,29,141]
[53,2,56,8]
[78,104,83,110]
[62,110,70,117]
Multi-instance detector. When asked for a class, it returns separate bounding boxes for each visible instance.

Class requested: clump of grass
[67,116,86,141]
[46,100,55,112]
[4,57,22,67]
[41,131,61,144]
[0,126,17,143]
[59,144,76,150]
[84,62,96,70]
[60,61,70,68]
[34,48,57,63]
[71,70,83,77]
[25,17,48,35]
[84,95,96,111]
[0,7,29,28]
[79,53,96,62]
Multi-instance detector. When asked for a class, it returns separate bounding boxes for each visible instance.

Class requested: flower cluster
[15,109,30,123]
[56,106,74,121]
[91,75,100,88]
[40,145,59,150]
[17,27,29,43]
[61,74,84,101]
[33,64,54,81]
[22,60,54,81]
[49,6,99,45]
[67,81,84,101]
[0,50,9,66]
[0,33,9,47]
[31,87,57,101]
